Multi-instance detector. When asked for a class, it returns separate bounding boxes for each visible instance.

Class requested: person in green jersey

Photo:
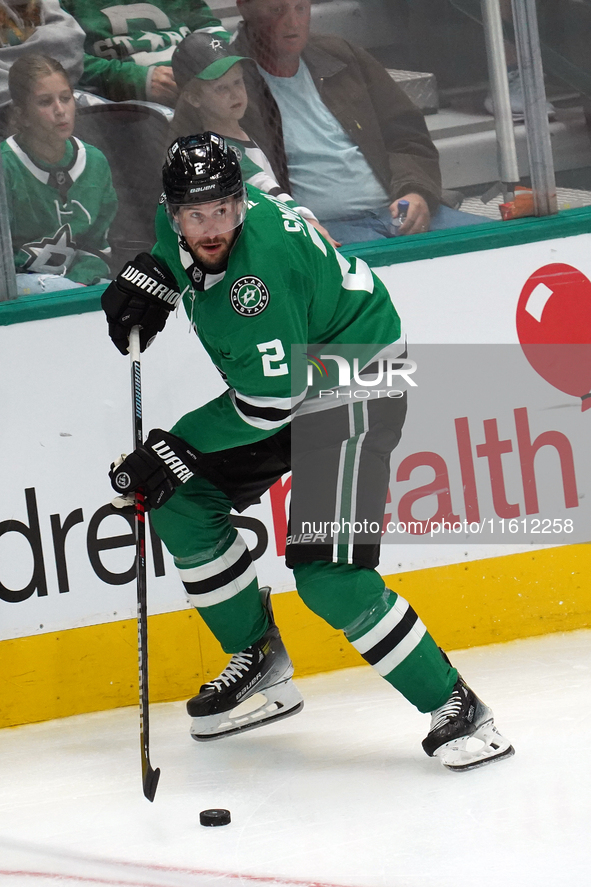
[169,30,338,246]
[1,53,117,293]
[101,133,514,771]
[60,0,229,105]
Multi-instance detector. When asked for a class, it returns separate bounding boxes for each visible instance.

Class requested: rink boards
[1,215,590,727]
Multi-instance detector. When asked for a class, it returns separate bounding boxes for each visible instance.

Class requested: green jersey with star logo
[151,188,403,453]
[61,0,229,101]
[1,136,118,284]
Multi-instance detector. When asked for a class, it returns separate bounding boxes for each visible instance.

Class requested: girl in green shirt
[1,53,117,293]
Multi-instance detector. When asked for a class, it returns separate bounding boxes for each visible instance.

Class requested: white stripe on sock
[351,595,409,655]
[372,620,427,677]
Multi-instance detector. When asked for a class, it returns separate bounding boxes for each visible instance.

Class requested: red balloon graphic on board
[516,263,591,411]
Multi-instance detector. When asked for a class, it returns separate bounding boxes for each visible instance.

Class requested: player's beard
[188,228,240,273]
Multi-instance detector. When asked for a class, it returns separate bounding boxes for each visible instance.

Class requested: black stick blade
[143,765,161,802]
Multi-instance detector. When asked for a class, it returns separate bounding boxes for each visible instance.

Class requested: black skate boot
[187,587,304,741]
[422,676,515,771]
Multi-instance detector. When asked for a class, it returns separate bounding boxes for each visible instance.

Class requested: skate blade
[435,720,515,772]
[190,680,304,742]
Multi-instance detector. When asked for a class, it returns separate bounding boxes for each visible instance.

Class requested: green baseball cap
[172,32,252,89]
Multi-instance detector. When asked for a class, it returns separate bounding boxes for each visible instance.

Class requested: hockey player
[1,53,117,292]
[101,132,514,772]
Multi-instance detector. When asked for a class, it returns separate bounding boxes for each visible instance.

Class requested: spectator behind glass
[169,31,337,245]
[59,0,230,106]
[0,0,84,127]
[2,53,117,293]
[233,0,489,245]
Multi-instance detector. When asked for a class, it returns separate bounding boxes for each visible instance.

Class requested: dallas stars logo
[22,224,76,275]
[230,276,270,316]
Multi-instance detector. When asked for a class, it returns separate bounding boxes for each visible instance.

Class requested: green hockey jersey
[151,189,403,453]
[1,136,118,284]
[61,0,229,101]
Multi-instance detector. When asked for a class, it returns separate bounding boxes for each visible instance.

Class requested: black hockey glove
[110,429,202,510]
[102,252,181,355]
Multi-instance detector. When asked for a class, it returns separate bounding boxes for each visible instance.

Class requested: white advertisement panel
[1,232,590,641]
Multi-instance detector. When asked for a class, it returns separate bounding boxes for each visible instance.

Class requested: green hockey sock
[345,588,457,713]
[175,531,268,654]
[294,561,456,713]
[149,477,269,654]
[191,576,268,654]
[294,560,388,629]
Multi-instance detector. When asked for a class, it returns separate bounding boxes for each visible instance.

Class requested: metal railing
[481,0,520,202]
[511,0,558,215]
[477,0,558,215]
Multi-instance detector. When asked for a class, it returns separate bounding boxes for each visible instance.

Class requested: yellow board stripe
[1,544,590,729]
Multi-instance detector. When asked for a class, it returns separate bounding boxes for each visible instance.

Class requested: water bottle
[391,199,409,237]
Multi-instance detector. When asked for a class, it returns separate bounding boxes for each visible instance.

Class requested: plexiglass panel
[1,0,590,299]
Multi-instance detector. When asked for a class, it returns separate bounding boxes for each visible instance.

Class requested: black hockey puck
[199,808,231,827]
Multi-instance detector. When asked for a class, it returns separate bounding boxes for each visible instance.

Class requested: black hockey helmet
[162,132,244,204]
[162,132,246,236]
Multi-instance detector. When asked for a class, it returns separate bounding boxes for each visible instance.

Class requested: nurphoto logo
[305,350,417,400]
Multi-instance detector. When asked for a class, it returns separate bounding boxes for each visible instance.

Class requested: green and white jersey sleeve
[61,0,229,101]
[151,187,401,453]
[225,136,317,222]
[1,136,118,284]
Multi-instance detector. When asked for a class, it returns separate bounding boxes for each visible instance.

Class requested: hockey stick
[129,325,161,802]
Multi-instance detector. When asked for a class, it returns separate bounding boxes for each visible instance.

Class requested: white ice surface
[1,630,590,887]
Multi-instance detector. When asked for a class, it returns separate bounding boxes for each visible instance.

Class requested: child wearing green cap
[170,31,338,246]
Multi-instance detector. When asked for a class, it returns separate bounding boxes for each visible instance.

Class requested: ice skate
[188,587,304,741]
[422,676,515,772]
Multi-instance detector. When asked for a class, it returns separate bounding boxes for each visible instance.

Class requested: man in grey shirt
[233,0,487,244]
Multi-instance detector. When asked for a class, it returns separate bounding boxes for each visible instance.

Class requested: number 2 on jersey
[257,339,288,376]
